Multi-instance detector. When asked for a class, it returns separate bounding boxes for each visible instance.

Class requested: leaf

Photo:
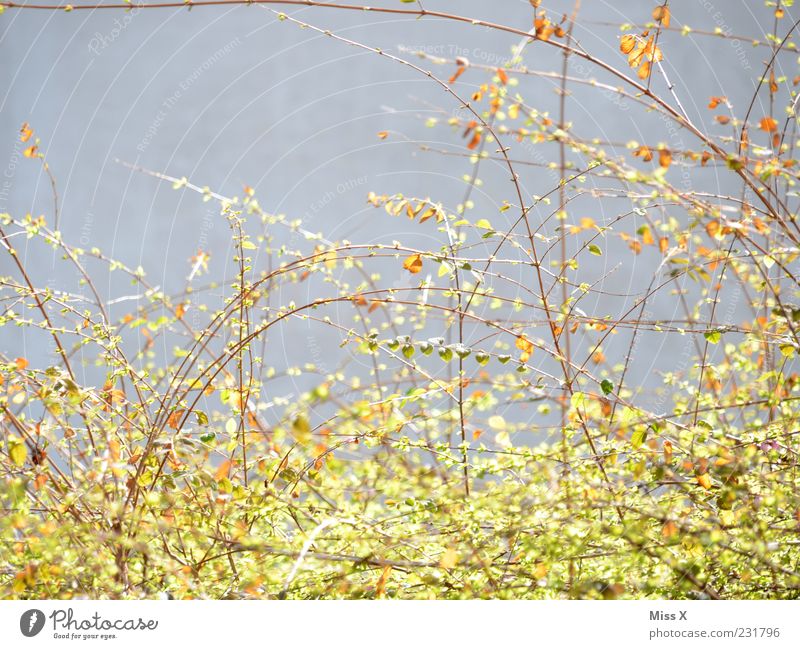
[214,459,233,482]
[496,67,509,85]
[515,335,533,354]
[377,131,389,139]
[652,4,670,27]
[14,357,28,371]
[631,428,647,449]
[601,379,614,395]
[474,218,493,230]
[697,473,712,490]
[403,253,423,274]
[588,243,602,256]
[9,439,26,467]
[658,149,672,169]
[516,335,533,363]
[619,34,636,54]
[704,330,721,344]
[439,547,458,570]
[23,145,38,158]
[759,116,778,132]
[375,565,392,598]
[19,123,33,143]
[167,409,185,430]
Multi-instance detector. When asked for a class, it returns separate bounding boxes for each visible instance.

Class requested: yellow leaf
[439,547,458,570]
[620,34,637,54]
[9,439,27,467]
[697,473,712,490]
[403,253,423,274]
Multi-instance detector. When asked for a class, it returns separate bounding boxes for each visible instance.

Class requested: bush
[1,1,799,599]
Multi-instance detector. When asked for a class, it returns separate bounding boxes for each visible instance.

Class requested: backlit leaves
[620,31,663,79]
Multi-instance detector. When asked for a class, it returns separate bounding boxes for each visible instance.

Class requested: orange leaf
[663,440,673,462]
[403,253,423,274]
[214,459,233,482]
[496,68,509,85]
[167,409,185,430]
[515,335,534,354]
[467,132,481,150]
[19,123,33,143]
[658,149,672,169]
[759,116,778,132]
[652,4,670,27]
[697,473,712,490]
[448,65,466,84]
[375,565,392,598]
[14,357,28,371]
[377,131,388,139]
[23,145,38,158]
[661,520,678,538]
[659,236,669,253]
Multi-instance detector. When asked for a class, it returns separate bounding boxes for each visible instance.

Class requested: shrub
[1,1,799,599]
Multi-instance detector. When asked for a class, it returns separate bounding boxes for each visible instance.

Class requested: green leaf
[588,243,602,256]
[601,379,614,395]
[631,428,647,449]
[704,330,721,344]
